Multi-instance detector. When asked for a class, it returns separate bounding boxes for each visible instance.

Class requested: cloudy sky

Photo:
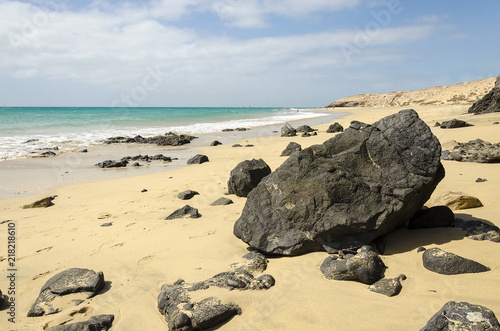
[0,0,499,107]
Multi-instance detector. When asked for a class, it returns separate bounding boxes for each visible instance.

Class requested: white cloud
[210,0,361,28]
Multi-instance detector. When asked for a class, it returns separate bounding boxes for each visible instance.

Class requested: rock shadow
[382,225,465,255]
[97,281,112,296]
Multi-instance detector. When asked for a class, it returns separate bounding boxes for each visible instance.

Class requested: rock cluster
[227,159,271,197]
[96,154,176,168]
[453,218,500,242]
[442,139,500,163]
[104,132,196,146]
[320,246,386,285]
[28,268,105,317]
[234,109,444,255]
[157,252,274,330]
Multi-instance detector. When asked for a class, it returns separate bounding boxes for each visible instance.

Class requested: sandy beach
[1,101,499,330]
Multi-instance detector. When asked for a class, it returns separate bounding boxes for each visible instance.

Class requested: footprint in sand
[33,270,53,280]
[189,230,216,239]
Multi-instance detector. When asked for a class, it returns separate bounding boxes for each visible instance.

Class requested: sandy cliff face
[328,77,496,108]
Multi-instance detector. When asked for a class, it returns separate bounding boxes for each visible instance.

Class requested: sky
[0,0,499,107]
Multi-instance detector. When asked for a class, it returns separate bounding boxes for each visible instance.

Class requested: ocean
[0,106,335,161]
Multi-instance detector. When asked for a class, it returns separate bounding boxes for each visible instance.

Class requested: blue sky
[0,0,499,107]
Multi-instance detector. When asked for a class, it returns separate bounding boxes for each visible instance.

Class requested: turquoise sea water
[0,106,333,160]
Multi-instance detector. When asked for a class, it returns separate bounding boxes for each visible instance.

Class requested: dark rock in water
[23,138,39,144]
[178,190,200,200]
[236,127,248,131]
[187,154,209,165]
[296,125,315,133]
[468,75,500,114]
[408,206,455,229]
[46,314,114,331]
[79,149,88,153]
[475,178,487,182]
[281,122,297,137]
[420,301,500,331]
[211,140,222,146]
[23,196,56,209]
[369,274,406,297]
[453,218,500,242]
[320,247,386,285]
[28,268,105,317]
[95,160,128,168]
[40,151,56,156]
[227,159,271,197]
[234,109,444,255]
[326,122,344,133]
[222,128,234,132]
[166,205,201,220]
[440,119,473,129]
[441,139,500,163]
[104,132,196,146]
[210,197,234,206]
[280,142,302,156]
[422,248,490,275]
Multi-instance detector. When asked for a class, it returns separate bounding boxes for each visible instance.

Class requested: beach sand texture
[1,89,500,329]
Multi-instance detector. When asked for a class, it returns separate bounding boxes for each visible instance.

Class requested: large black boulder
[227,159,271,197]
[422,248,489,275]
[281,123,297,137]
[468,76,500,114]
[234,109,444,255]
[421,301,500,331]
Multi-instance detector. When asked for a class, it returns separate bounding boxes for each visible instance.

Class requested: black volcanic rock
[28,268,105,317]
[281,123,297,137]
[408,206,455,229]
[234,109,444,255]
[441,139,500,163]
[46,314,114,331]
[187,154,209,164]
[422,248,489,275]
[178,190,200,200]
[468,76,500,114]
[421,301,500,331]
[320,246,386,285]
[227,159,271,197]
[326,122,344,133]
[440,119,473,129]
[280,142,302,157]
[165,205,201,220]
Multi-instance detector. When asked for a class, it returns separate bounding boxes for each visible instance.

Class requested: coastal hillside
[327,77,496,108]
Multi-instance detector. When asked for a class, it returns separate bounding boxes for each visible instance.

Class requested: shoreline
[0,109,347,200]
[0,104,499,330]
